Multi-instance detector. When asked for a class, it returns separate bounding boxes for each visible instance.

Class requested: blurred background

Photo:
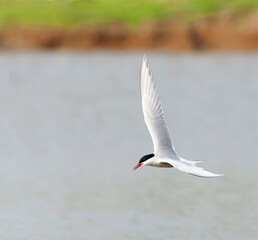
[0,1,258,240]
[0,0,258,50]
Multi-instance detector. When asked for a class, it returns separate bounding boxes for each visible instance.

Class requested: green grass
[0,0,257,27]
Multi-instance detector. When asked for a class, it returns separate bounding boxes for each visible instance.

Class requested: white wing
[140,55,177,156]
[164,158,223,178]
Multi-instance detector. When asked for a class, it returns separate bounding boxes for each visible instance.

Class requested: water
[0,51,257,240]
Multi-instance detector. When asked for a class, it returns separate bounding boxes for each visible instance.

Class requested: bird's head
[133,153,154,170]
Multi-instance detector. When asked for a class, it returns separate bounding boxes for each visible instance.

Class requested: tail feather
[180,158,203,167]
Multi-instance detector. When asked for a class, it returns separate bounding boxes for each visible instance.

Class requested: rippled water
[0,51,257,240]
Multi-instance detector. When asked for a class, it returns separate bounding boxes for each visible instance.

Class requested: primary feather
[140,55,177,157]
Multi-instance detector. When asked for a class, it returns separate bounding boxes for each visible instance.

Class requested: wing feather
[140,55,177,156]
[163,159,223,178]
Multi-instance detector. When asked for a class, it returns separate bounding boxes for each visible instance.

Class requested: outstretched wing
[166,158,223,178]
[140,55,177,156]
[161,158,223,178]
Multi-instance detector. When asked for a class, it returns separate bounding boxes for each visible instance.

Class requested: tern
[133,56,222,178]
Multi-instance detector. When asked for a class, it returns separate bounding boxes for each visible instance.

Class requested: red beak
[133,163,142,171]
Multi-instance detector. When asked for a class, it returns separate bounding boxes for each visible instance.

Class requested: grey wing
[140,55,177,156]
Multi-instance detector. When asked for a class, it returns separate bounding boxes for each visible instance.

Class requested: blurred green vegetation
[0,0,257,26]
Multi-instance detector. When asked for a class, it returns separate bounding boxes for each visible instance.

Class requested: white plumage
[134,55,222,178]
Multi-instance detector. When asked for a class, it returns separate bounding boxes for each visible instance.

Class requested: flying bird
[133,56,222,178]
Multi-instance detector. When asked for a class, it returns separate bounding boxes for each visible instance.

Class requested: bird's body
[134,56,222,178]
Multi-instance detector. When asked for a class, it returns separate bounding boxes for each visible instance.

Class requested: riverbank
[0,12,257,50]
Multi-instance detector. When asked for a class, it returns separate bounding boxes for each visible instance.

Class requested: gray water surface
[0,51,257,240]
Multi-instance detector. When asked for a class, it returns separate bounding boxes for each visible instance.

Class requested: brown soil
[0,12,257,50]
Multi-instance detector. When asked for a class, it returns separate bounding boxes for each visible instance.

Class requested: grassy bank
[1,0,258,27]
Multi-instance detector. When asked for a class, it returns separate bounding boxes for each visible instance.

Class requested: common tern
[134,56,222,178]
